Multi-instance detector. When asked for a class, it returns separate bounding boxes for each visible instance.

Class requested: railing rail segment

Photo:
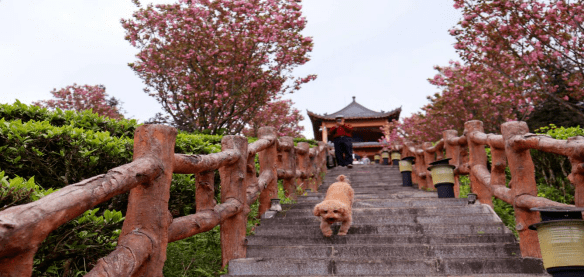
[397,120,584,258]
[0,125,328,276]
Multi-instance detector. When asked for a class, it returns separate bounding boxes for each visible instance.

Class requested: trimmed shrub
[0,119,134,190]
[0,101,139,138]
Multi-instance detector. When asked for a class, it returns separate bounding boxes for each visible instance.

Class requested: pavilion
[307,96,401,160]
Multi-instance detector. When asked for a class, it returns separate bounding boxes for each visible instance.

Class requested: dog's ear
[313,204,321,216]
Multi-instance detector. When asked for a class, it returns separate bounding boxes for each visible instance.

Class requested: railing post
[422,142,435,190]
[501,121,542,258]
[308,147,318,192]
[490,141,507,200]
[444,130,461,198]
[414,145,427,190]
[465,120,493,208]
[90,124,177,276]
[258,127,278,217]
[317,142,327,186]
[219,135,248,267]
[567,136,584,208]
[277,137,297,200]
[296,142,310,192]
[196,171,216,211]
[404,141,420,186]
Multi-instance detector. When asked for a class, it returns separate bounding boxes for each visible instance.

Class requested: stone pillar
[258,127,278,217]
[117,124,177,276]
[295,142,310,192]
[465,120,493,208]
[219,136,248,267]
[501,121,541,258]
[422,142,435,190]
[277,137,297,200]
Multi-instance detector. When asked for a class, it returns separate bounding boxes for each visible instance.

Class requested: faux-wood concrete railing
[0,125,328,276]
[396,120,584,258]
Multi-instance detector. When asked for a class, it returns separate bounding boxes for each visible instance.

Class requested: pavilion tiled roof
[307,96,401,142]
[307,96,401,121]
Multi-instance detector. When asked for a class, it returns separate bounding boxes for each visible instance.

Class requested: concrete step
[245,233,518,246]
[319,183,405,190]
[226,166,544,277]
[282,198,469,210]
[245,243,521,259]
[298,191,439,200]
[227,257,546,276]
[277,204,490,218]
[261,213,500,226]
[253,222,510,236]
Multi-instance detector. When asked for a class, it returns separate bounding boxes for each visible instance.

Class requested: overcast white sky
[0,0,461,139]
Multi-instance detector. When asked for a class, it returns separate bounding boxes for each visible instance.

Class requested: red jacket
[329,124,353,139]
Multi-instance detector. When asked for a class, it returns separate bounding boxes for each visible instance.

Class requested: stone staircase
[227,165,548,276]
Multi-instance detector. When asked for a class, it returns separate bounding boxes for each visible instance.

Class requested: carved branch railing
[397,120,584,258]
[0,125,328,276]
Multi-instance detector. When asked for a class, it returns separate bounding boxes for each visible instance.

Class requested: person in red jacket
[329,115,354,168]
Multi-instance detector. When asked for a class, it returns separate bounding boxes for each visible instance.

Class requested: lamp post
[528,207,584,277]
[399,156,415,187]
[427,158,455,198]
[390,150,401,166]
[381,150,390,165]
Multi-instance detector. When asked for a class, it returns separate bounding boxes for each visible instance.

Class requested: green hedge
[0,119,134,190]
[0,100,139,138]
[0,100,312,276]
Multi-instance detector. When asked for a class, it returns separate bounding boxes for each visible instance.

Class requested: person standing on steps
[329,115,354,169]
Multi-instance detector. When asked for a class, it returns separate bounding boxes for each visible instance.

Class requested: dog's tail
[336,175,349,183]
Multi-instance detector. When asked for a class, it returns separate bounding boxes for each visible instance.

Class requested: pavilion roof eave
[307,107,401,122]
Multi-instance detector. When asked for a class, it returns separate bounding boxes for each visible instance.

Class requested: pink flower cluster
[121,0,316,134]
[391,0,584,144]
[241,97,305,138]
[33,84,124,119]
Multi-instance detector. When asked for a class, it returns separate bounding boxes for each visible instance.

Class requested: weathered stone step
[298,192,438,201]
[277,204,490,218]
[246,243,521,259]
[282,198,469,209]
[245,233,517,246]
[227,257,545,276]
[319,184,405,190]
[261,213,500,226]
[253,222,510,236]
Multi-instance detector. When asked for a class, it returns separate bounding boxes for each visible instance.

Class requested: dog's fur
[313,175,354,237]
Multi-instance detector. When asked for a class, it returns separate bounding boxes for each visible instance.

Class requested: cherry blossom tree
[241,97,304,138]
[451,0,584,119]
[32,84,125,119]
[390,0,584,145]
[384,61,535,144]
[122,0,316,134]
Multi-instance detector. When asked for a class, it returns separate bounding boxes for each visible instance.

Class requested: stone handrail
[398,120,584,259]
[0,125,328,276]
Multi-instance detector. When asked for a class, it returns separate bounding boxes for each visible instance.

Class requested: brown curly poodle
[313,175,354,237]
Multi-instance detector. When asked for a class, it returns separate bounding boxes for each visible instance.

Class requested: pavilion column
[321,123,328,143]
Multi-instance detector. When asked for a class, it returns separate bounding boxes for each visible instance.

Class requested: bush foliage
[0,100,138,137]
[0,118,134,190]
[0,101,305,276]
